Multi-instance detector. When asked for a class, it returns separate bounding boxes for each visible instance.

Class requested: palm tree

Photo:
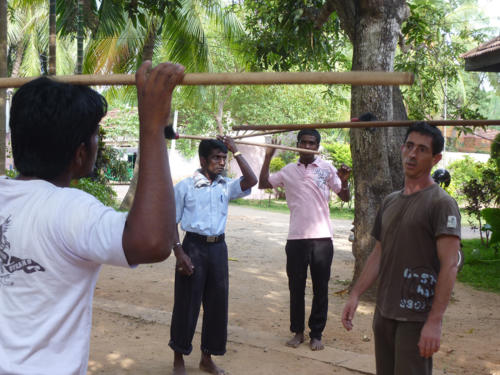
[48,0,56,74]
[8,0,76,76]
[0,0,7,175]
[77,0,245,209]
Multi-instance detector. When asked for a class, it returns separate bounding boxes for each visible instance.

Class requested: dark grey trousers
[373,308,432,375]
[169,235,228,356]
[285,238,333,340]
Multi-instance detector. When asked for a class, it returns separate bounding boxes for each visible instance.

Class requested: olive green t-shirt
[372,183,461,322]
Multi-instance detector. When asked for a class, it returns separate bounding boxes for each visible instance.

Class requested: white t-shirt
[0,177,130,375]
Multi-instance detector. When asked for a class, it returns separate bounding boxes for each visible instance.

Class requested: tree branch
[314,0,356,41]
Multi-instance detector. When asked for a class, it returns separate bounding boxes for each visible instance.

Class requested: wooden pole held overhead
[233,119,500,131]
[0,71,414,89]
[178,134,319,154]
[232,129,290,139]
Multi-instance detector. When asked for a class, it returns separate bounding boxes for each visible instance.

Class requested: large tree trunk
[120,21,157,210]
[332,0,409,300]
[0,0,6,175]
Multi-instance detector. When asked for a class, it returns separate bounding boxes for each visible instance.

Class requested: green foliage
[94,127,131,183]
[458,239,500,293]
[491,132,500,170]
[101,106,140,141]
[5,169,17,178]
[396,0,490,121]
[459,159,499,245]
[322,141,352,168]
[447,156,482,203]
[269,157,285,173]
[103,149,132,182]
[70,178,118,207]
[240,0,350,71]
[482,208,500,247]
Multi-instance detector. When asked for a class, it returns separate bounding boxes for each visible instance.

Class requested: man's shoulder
[383,189,403,203]
[175,176,193,186]
[314,157,334,167]
[430,185,459,208]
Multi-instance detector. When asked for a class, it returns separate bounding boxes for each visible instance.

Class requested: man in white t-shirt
[0,61,183,375]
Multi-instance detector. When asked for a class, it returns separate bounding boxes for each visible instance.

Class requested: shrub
[71,178,117,207]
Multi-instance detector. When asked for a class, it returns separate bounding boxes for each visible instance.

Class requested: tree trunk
[214,87,232,135]
[0,0,7,175]
[119,154,139,210]
[48,0,56,75]
[120,21,158,210]
[340,0,409,300]
[75,0,84,74]
[11,43,25,78]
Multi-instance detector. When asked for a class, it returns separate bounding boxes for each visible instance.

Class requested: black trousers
[285,238,333,340]
[169,234,228,356]
[373,309,432,375]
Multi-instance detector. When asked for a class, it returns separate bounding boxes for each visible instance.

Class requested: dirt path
[89,205,500,375]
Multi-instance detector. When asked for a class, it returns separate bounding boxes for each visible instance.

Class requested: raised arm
[122,61,185,265]
[258,145,277,189]
[418,234,460,358]
[342,241,382,331]
[336,164,351,202]
[218,135,257,191]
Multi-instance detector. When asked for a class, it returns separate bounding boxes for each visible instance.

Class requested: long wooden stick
[178,134,319,154]
[0,71,414,88]
[233,119,500,131]
[232,129,290,139]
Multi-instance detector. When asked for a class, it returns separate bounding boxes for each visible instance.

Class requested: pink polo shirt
[268,158,342,240]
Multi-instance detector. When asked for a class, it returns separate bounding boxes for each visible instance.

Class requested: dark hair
[358,112,378,122]
[297,129,321,144]
[404,121,444,155]
[198,139,227,159]
[9,77,107,180]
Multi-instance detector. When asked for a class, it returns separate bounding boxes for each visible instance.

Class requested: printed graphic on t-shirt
[313,168,330,190]
[399,266,437,313]
[447,215,457,229]
[0,216,45,286]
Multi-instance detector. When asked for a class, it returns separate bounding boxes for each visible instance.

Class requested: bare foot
[285,333,304,348]
[199,354,225,375]
[173,352,187,375]
[310,338,324,351]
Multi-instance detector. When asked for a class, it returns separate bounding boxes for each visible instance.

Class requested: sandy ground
[88,204,500,375]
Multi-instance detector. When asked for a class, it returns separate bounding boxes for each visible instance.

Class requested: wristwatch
[234,151,242,157]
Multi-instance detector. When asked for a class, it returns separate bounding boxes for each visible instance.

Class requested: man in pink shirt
[259,129,351,351]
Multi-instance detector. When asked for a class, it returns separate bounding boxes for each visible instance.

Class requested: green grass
[458,239,500,293]
[230,199,354,220]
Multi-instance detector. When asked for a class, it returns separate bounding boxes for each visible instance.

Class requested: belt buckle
[206,235,217,243]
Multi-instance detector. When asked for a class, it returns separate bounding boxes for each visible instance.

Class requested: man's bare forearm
[235,153,257,191]
[259,154,273,189]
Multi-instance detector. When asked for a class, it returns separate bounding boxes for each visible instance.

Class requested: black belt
[186,232,225,243]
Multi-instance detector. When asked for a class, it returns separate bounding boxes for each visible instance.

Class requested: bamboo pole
[233,119,500,131]
[0,71,414,89]
[178,134,319,154]
[232,129,290,139]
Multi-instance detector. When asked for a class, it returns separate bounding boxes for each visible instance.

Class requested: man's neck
[200,169,216,183]
[403,175,435,195]
[299,156,316,166]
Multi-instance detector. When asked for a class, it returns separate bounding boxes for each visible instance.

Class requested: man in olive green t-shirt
[342,122,461,375]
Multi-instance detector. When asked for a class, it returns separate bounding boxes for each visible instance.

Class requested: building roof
[461,36,500,72]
